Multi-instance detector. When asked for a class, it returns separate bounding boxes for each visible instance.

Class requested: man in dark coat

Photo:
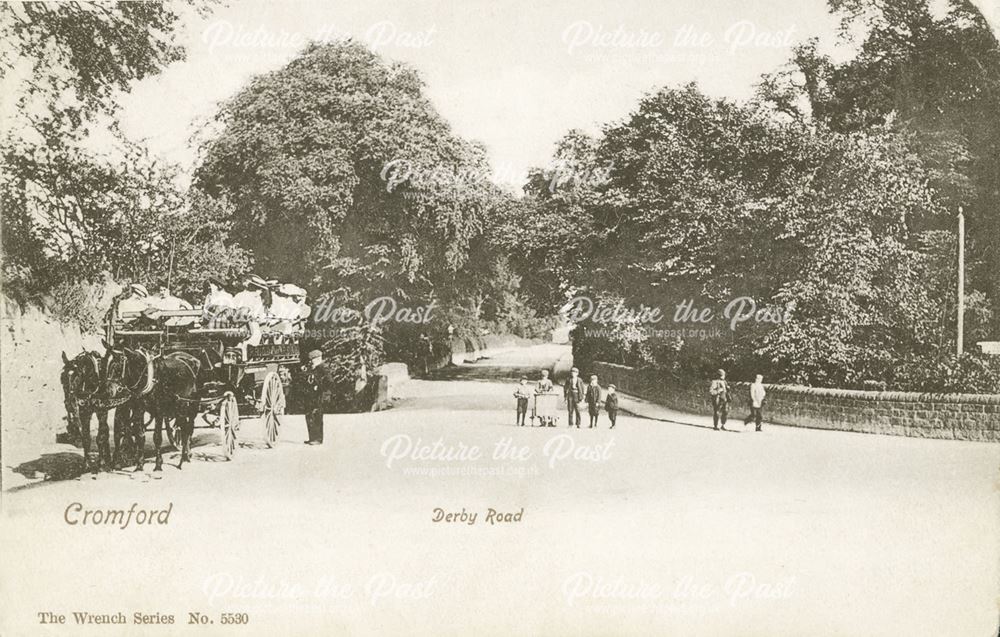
[302,349,335,445]
[709,368,730,431]
[563,367,585,428]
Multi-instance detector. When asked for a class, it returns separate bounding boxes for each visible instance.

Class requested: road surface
[2,344,998,636]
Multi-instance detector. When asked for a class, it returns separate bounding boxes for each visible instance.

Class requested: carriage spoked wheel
[220,393,240,460]
[260,371,285,448]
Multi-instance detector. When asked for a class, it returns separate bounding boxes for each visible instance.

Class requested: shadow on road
[10,452,85,484]
[4,430,234,491]
[427,362,557,383]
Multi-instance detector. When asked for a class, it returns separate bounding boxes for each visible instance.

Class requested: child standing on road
[585,375,602,428]
[745,374,766,431]
[535,370,555,427]
[514,377,532,426]
[605,384,619,429]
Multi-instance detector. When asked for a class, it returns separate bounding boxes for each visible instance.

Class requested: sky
[115,0,1000,190]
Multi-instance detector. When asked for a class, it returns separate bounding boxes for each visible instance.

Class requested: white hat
[278,283,307,297]
[246,274,268,289]
[130,283,149,297]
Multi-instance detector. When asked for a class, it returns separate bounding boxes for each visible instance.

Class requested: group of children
[514,367,769,432]
[513,371,619,429]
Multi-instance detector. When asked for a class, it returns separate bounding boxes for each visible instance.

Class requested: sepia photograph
[1,0,999,634]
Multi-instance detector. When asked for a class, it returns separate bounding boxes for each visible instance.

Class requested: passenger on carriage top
[202,277,234,326]
[280,284,310,321]
[149,284,195,326]
[265,283,310,341]
[232,274,269,320]
[116,283,151,323]
[268,284,296,319]
[232,274,270,346]
[291,285,311,323]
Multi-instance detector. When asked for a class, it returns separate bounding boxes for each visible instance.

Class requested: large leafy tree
[195,41,518,317]
[195,41,549,373]
[759,0,1000,319]
[523,83,979,388]
[0,1,220,301]
[498,130,605,310]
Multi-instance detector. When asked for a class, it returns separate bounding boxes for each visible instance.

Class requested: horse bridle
[107,348,156,397]
[66,353,101,403]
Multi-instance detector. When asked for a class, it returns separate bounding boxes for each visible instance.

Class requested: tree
[196,43,545,309]
[758,0,1000,320]
[524,82,985,389]
[0,1,218,302]
[195,40,550,371]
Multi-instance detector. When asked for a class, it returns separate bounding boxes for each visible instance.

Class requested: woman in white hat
[202,277,235,327]
[269,283,306,340]
[116,283,151,323]
[232,274,268,346]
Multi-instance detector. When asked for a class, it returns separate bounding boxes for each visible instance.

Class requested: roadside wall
[376,363,410,400]
[447,334,543,366]
[375,334,546,401]
[591,361,1000,442]
[1,295,105,447]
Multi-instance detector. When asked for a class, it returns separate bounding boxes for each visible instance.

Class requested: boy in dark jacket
[513,377,532,426]
[605,384,619,429]
[585,375,602,428]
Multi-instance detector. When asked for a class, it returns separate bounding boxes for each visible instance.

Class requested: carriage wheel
[220,394,239,460]
[260,371,285,448]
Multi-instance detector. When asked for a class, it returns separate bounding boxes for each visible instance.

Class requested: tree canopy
[0,0,242,310]
[194,41,542,338]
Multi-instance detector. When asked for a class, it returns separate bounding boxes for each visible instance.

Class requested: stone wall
[376,363,410,400]
[447,334,542,365]
[1,295,106,448]
[591,361,1000,442]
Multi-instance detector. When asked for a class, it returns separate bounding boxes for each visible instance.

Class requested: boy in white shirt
[745,374,766,432]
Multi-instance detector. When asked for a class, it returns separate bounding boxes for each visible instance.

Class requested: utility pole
[166,237,176,293]
[957,206,965,357]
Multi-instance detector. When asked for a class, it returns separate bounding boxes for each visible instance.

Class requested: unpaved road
[2,344,998,636]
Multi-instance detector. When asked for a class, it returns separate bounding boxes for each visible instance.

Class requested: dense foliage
[194,41,551,369]
[3,0,996,393]
[0,1,247,313]
[515,0,1000,392]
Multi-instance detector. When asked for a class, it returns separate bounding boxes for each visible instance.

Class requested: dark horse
[147,352,203,470]
[60,351,112,472]
[105,347,203,471]
[101,344,155,469]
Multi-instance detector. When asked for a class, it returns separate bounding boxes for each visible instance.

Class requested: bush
[890,353,1000,394]
[576,314,1000,393]
[44,280,111,334]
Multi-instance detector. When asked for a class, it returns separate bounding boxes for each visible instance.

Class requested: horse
[60,351,112,472]
[146,352,203,470]
[102,344,156,470]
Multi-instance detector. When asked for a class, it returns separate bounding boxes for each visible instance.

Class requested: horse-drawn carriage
[106,307,298,466]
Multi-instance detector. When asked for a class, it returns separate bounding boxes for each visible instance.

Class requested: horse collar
[138,350,156,396]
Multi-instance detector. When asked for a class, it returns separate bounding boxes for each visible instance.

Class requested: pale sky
[115,0,999,190]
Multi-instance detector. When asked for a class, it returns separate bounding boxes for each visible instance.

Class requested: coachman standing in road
[302,349,335,445]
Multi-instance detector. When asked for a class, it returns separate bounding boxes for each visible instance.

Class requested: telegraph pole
[957,206,965,357]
